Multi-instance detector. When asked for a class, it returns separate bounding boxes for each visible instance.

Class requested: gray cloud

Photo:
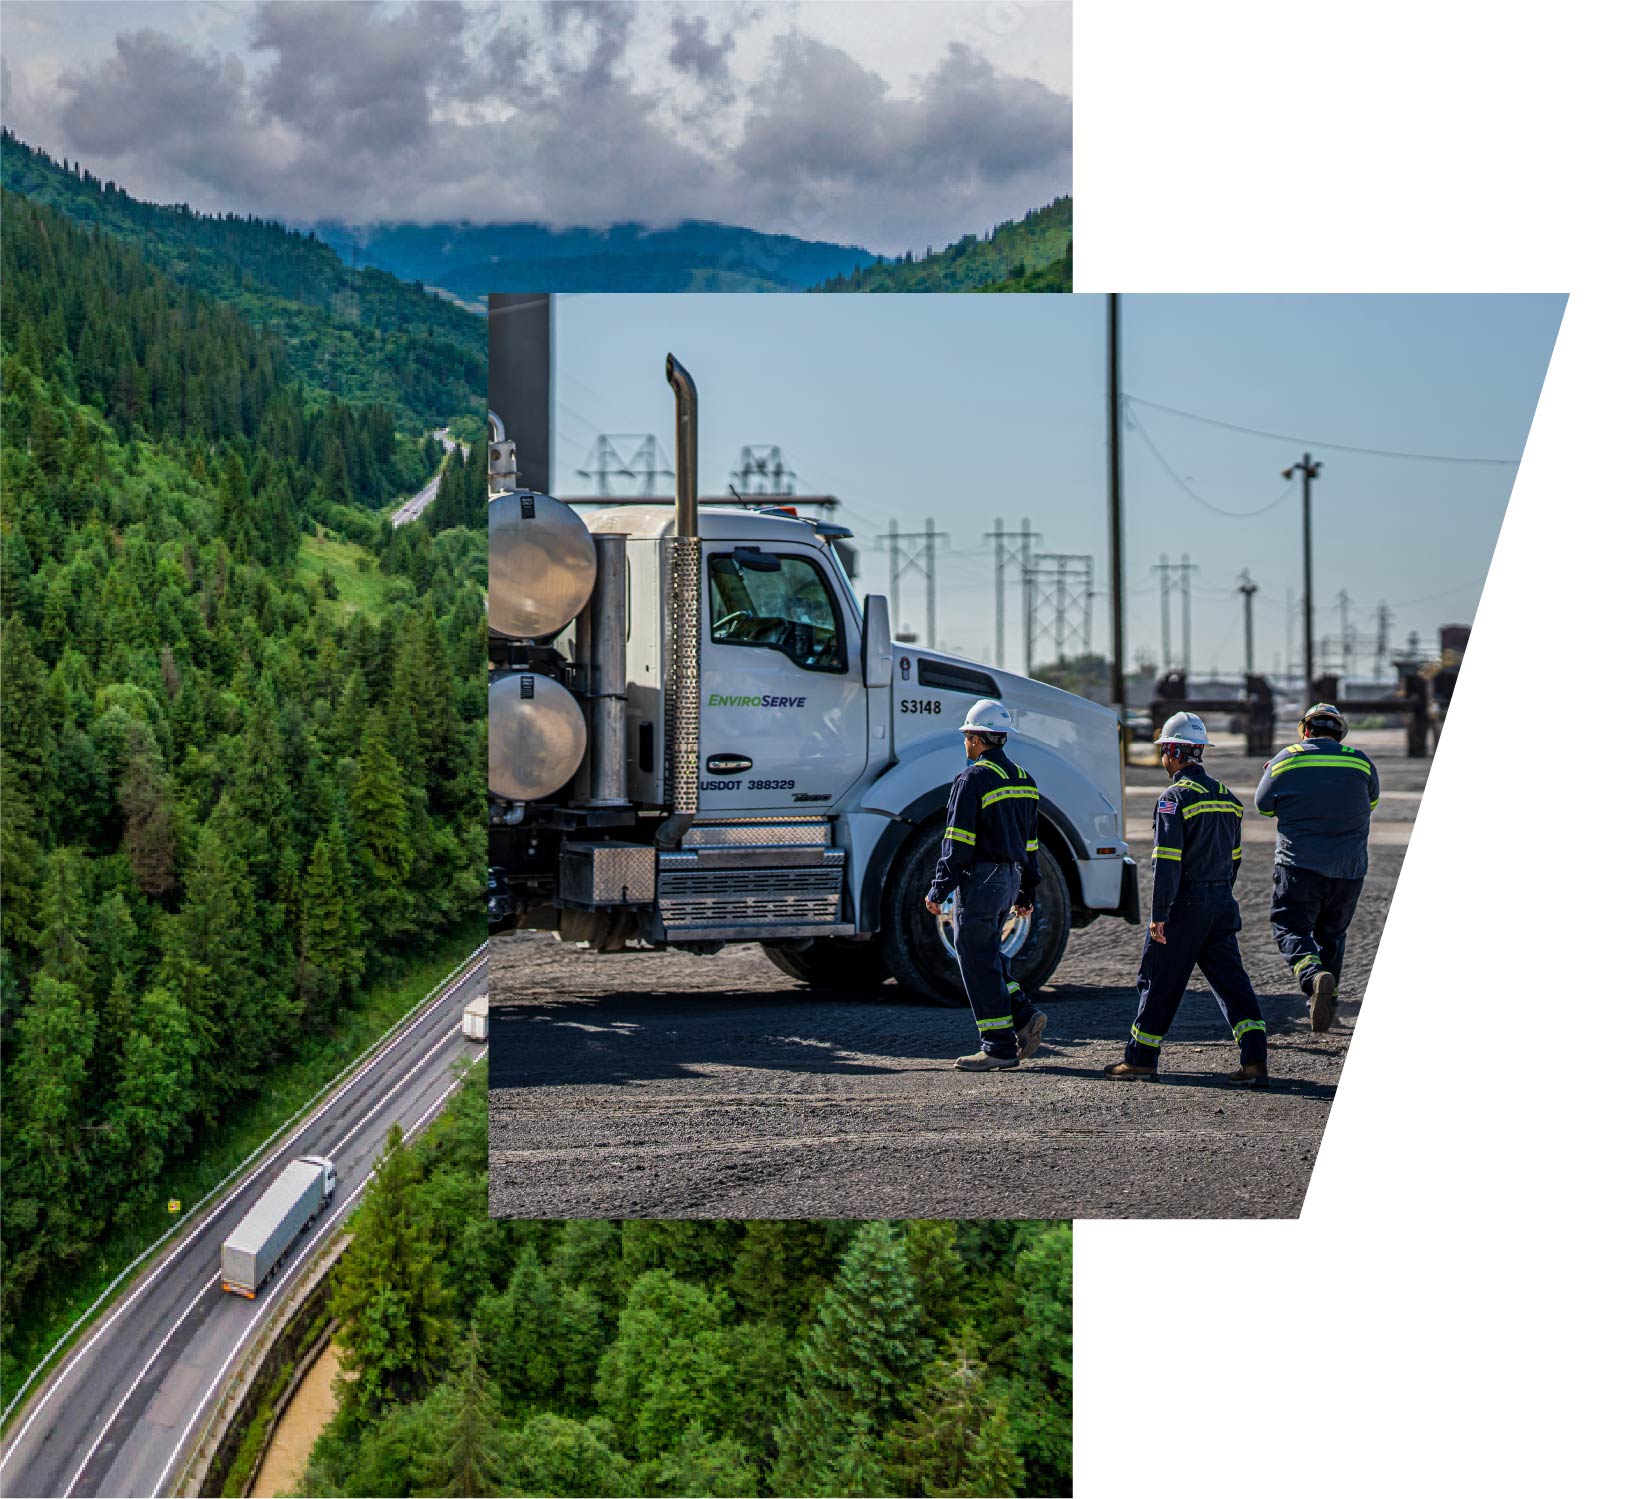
[668,12,736,84]
[27,1,1070,253]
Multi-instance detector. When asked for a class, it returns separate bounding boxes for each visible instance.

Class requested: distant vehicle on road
[462,993,489,1042]
[220,1156,336,1297]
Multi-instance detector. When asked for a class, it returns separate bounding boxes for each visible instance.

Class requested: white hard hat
[959,698,1013,736]
[1155,711,1213,746]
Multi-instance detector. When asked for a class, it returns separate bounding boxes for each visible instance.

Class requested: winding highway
[0,948,489,1498]
[390,428,466,527]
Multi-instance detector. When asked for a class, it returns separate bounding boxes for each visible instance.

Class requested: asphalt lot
[489,733,1422,1220]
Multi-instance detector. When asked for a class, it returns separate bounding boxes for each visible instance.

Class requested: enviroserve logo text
[708,693,808,708]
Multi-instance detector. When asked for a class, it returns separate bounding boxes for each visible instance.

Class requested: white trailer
[462,994,489,1041]
[487,358,1138,1004]
[220,1156,336,1298]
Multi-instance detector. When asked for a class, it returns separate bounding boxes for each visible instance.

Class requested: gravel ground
[489,732,1424,1220]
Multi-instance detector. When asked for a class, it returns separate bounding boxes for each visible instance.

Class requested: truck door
[698,543,868,814]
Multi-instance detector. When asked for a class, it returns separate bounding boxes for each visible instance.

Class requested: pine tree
[478,1243,552,1409]
[349,712,412,882]
[298,818,362,1016]
[887,1329,1023,1498]
[773,1221,930,1493]
[415,1330,508,1499]
[330,1124,454,1413]
[1,975,97,1315]
[594,1270,736,1462]
[118,717,176,895]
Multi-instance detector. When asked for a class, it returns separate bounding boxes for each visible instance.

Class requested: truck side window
[708,552,846,673]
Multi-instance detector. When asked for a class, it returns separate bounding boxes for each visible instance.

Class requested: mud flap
[1115,856,1141,924]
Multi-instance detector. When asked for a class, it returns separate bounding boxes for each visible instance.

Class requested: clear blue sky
[552,293,1563,678]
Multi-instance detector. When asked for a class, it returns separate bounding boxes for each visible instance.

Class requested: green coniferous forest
[815,198,1072,294]
[301,1068,1072,1499]
[0,132,486,430]
[0,189,487,1355]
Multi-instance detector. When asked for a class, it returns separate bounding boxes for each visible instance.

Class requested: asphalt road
[0,950,489,1499]
[389,429,463,527]
[489,734,1423,1221]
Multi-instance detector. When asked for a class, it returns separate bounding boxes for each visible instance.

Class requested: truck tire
[760,937,889,991]
[880,823,1073,1007]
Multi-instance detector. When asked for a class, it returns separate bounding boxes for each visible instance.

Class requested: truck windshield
[708,553,846,673]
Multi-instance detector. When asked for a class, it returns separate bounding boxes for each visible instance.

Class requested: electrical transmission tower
[879,519,950,649]
[1023,554,1094,676]
[1374,601,1394,676]
[1151,554,1199,672]
[575,434,673,496]
[730,445,798,495]
[1337,588,1357,677]
[982,518,1038,672]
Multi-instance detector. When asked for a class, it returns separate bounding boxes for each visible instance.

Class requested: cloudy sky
[0,0,1072,253]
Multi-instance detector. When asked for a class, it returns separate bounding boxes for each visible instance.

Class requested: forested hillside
[0,191,486,1345]
[300,1071,1072,1498]
[817,197,1072,293]
[0,132,484,429]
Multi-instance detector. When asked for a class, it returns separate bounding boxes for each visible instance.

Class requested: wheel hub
[935,893,1032,965]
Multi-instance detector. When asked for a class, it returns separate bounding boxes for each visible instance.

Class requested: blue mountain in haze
[313,219,880,297]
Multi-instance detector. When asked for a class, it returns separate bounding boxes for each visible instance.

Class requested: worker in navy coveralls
[924,699,1049,1072]
[1105,712,1270,1086]
[1254,703,1380,1032]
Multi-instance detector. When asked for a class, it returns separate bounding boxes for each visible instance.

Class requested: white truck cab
[488,357,1138,1002]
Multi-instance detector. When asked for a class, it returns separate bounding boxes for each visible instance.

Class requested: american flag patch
[1157,794,1178,814]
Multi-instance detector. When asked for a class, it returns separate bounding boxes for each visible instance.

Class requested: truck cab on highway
[488,358,1138,1003]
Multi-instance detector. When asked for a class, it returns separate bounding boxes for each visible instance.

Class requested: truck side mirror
[863,594,893,687]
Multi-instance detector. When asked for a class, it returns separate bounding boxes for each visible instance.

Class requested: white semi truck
[487,357,1138,1004]
[220,1156,336,1298]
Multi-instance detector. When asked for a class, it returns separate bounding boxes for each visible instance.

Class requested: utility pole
[1106,293,1127,718]
[1180,552,1196,671]
[879,519,949,649]
[1337,588,1354,678]
[1153,554,1173,671]
[1283,452,1323,699]
[983,517,1038,672]
[1237,570,1260,674]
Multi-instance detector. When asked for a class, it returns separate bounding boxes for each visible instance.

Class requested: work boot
[1103,1061,1158,1081]
[1016,1012,1048,1061]
[1310,970,1337,1033]
[1228,1061,1270,1086]
[955,1050,1020,1071]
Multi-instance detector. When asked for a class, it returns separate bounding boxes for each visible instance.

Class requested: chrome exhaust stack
[655,354,700,850]
[575,531,630,807]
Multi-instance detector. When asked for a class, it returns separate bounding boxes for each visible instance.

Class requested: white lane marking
[148,1049,486,1498]
[321,1022,463,1158]
[61,1277,216,1498]
[0,953,485,1473]
[63,1024,467,1495]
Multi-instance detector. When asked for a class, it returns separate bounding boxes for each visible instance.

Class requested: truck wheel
[760,937,889,991]
[880,823,1072,1007]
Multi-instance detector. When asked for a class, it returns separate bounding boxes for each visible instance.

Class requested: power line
[1126,393,1523,465]
[1125,405,1299,518]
